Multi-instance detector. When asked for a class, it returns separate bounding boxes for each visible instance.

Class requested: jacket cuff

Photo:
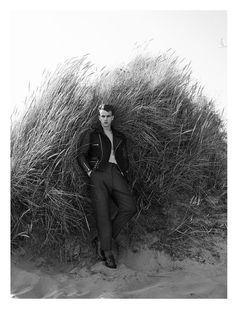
[124,170,129,183]
[83,161,92,175]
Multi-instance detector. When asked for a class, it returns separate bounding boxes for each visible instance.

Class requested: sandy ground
[11,238,227,298]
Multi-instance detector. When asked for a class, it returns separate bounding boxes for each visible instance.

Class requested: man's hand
[88,170,92,177]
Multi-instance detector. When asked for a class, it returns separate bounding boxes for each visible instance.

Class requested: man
[78,104,136,268]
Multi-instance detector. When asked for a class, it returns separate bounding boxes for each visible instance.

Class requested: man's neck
[103,126,112,134]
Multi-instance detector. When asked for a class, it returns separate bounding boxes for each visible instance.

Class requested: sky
[10,10,227,118]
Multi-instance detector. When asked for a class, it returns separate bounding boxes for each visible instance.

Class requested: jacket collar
[93,123,123,138]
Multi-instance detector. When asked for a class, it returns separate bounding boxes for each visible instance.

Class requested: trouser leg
[111,167,137,239]
[90,171,112,252]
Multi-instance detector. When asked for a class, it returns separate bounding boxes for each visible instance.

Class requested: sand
[11,238,227,298]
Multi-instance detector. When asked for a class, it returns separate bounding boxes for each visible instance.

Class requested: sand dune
[11,244,227,299]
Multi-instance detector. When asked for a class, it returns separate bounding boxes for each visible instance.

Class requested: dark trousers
[90,163,136,251]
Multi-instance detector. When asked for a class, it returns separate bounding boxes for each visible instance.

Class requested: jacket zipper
[94,133,103,170]
[114,140,122,153]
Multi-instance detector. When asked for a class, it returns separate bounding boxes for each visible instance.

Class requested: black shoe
[100,249,106,261]
[105,254,117,269]
[92,237,106,261]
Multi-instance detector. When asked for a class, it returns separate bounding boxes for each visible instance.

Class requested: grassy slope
[11,53,227,262]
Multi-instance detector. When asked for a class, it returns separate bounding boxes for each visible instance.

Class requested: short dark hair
[98,104,114,115]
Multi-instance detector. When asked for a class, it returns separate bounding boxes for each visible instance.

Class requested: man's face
[99,110,114,128]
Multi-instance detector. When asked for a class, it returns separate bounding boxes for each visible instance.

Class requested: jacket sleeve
[77,130,92,176]
[123,138,129,179]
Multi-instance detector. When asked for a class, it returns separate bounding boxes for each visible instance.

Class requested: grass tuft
[11,53,227,259]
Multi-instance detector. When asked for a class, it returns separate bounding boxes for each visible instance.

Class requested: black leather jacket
[78,124,129,179]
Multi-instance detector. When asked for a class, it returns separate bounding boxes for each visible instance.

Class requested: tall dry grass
[11,53,227,254]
